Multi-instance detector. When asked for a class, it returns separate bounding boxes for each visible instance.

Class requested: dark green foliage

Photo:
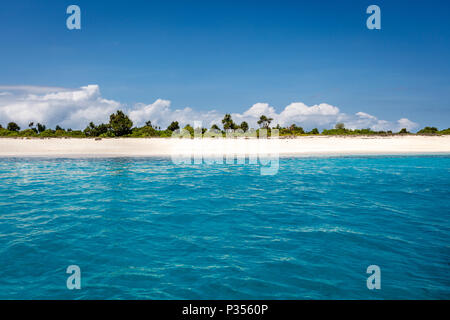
[309,128,319,134]
[210,124,221,132]
[398,128,409,134]
[417,126,438,134]
[84,122,109,137]
[131,123,159,137]
[109,110,133,136]
[240,121,249,132]
[37,123,46,133]
[222,114,237,130]
[167,121,180,131]
[7,122,20,132]
[257,115,273,129]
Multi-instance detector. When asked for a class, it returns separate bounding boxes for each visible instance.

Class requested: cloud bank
[0,84,418,132]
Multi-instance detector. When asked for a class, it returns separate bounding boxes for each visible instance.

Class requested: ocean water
[0,156,448,300]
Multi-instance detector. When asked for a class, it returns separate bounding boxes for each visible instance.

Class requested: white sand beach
[0,136,449,157]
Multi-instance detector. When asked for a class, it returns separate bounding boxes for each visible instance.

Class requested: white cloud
[128,99,223,128]
[0,85,120,129]
[0,84,419,132]
[397,118,419,131]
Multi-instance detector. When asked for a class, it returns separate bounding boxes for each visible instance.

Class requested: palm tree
[257,115,273,129]
[222,114,236,131]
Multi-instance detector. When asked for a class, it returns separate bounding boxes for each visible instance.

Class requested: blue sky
[0,0,449,130]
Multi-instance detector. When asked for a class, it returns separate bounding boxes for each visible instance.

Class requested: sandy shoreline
[0,136,449,157]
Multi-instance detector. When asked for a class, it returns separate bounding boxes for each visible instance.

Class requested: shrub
[0,128,10,136]
[7,122,20,132]
[39,129,56,137]
[417,127,438,134]
[20,129,38,137]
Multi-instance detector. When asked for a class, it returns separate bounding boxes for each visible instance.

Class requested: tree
[55,125,64,131]
[398,128,409,134]
[335,122,345,130]
[84,122,109,137]
[7,122,20,132]
[167,121,180,131]
[210,124,221,132]
[240,121,249,132]
[84,122,96,137]
[257,115,273,129]
[184,124,194,137]
[145,121,153,127]
[222,114,236,131]
[109,110,133,136]
[37,123,46,133]
[309,128,319,134]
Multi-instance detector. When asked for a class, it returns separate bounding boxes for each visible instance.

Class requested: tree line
[0,111,449,138]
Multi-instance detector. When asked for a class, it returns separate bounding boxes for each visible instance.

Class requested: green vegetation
[222,114,237,131]
[167,121,180,132]
[7,122,20,132]
[0,111,448,138]
[257,115,273,129]
[109,110,133,136]
[417,126,438,134]
[240,121,249,132]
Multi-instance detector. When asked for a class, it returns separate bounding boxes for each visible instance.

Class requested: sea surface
[0,156,449,299]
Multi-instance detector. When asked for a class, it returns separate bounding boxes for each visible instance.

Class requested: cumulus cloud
[228,102,418,132]
[0,84,419,132]
[0,85,120,129]
[128,99,222,128]
[230,102,341,129]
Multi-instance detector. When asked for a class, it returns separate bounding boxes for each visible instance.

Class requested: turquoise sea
[0,156,449,299]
